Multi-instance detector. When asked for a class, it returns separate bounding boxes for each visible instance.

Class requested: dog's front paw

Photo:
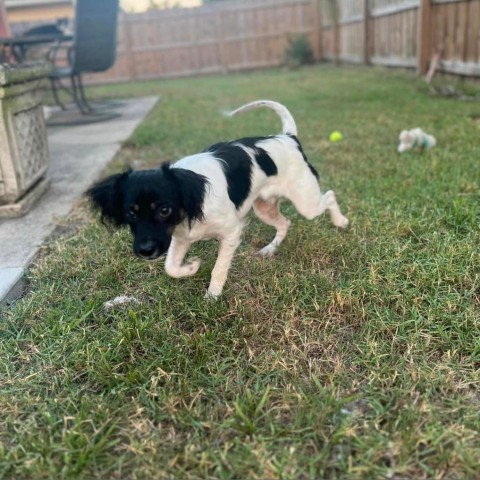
[184,257,201,276]
[167,257,201,278]
[205,284,222,300]
[334,215,349,229]
[257,244,277,258]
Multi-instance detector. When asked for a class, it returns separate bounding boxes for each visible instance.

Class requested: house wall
[0,1,11,36]
[6,4,73,24]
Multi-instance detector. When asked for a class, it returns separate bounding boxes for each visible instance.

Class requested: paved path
[0,97,159,304]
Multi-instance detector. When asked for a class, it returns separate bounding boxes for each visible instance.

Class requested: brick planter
[0,61,52,218]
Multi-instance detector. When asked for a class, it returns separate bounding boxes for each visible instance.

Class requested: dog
[87,100,349,298]
[398,128,436,153]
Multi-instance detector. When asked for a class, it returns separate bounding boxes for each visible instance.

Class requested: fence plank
[417,0,431,74]
[364,0,371,64]
[465,0,479,63]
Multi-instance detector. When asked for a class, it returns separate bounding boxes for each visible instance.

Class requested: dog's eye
[126,208,137,221]
[156,205,172,219]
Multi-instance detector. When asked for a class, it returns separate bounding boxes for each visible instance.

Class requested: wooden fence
[90,0,321,84]
[8,0,480,83]
[322,0,480,76]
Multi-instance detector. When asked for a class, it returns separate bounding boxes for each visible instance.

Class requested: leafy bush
[284,35,314,68]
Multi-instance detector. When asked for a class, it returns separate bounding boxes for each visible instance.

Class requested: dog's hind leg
[165,237,200,278]
[314,190,349,228]
[253,198,291,257]
[289,182,349,228]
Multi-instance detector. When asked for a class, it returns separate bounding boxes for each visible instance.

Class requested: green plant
[284,35,314,68]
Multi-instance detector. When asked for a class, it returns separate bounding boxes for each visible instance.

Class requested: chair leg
[50,78,67,111]
[70,74,89,114]
[77,74,94,113]
[71,74,94,114]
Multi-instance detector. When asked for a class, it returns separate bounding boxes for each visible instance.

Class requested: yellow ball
[329,131,343,142]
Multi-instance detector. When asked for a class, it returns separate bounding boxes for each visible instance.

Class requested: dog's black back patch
[255,147,277,177]
[289,134,319,179]
[205,142,253,209]
[205,137,281,208]
[234,137,278,177]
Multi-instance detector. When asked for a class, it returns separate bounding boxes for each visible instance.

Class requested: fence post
[364,0,370,65]
[333,1,340,65]
[311,0,322,61]
[217,9,229,73]
[417,0,431,75]
[123,14,137,82]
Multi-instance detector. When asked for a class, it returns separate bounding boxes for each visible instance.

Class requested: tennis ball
[329,131,343,142]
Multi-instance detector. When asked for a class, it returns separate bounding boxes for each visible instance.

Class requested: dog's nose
[137,240,157,258]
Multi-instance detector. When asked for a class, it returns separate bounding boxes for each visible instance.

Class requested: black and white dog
[87,100,348,298]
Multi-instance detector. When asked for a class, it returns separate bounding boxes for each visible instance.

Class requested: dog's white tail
[228,100,298,136]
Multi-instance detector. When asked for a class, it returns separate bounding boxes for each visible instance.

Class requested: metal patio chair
[49,0,119,115]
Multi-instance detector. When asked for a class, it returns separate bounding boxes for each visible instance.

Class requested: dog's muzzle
[135,237,170,261]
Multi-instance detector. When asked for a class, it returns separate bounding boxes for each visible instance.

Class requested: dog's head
[87,165,208,260]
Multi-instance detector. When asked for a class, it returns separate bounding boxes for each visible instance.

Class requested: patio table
[0,33,72,63]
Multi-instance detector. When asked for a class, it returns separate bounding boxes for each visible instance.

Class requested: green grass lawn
[1,65,479,479]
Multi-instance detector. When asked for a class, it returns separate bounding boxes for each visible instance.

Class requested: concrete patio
[0,96,159,304]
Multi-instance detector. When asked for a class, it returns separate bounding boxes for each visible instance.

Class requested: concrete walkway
[0,96,159,304]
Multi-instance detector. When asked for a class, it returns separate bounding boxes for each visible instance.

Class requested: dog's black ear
[164,165,208,227]
[86,171,129,227]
